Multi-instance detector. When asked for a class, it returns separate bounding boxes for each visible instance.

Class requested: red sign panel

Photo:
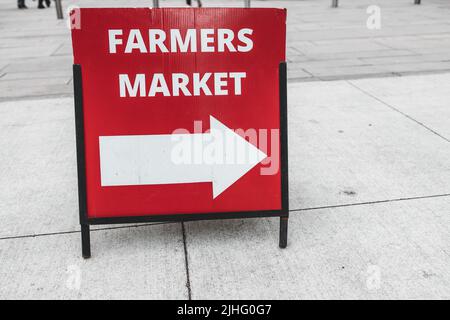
[71,8,286,218]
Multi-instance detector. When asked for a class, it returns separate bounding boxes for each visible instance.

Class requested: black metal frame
[73,62,289,258]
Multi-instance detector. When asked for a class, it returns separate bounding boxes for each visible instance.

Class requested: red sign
[71,8,286,219]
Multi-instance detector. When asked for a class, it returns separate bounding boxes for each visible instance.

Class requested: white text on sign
[119,72,246,97]
[108,28,253,53]
[108,29,254,98]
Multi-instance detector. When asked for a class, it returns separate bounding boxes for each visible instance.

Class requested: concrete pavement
[3,0,450,100]
[0,0,449,299]
[186,73,450,299]
[1,73,449,299]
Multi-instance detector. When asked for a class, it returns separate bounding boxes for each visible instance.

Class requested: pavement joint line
[294,52,418,63]
[2,193,450,242]
[0,34,69,41]
[297,49,422,63]
[0,93,73,103]
[290,193,450,213]
[290,30,450,43]
[372,39,399,50]
[301,67,314,77]
[0,63,9,73]
[0,222,170,241]
[0,75,71,82]
[50,43,65,56]
[288,69,450,83]
[347,80,450,143]
[181,222,192,300]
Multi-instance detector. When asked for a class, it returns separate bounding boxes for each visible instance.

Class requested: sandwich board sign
[71,7,288,258]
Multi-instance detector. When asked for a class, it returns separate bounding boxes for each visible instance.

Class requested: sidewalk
[2,0,450,100]
[0,0,449,299]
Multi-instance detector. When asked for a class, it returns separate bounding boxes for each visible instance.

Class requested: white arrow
[99,116,267,199]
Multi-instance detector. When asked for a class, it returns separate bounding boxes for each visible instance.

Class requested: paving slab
[300,41,389,55]
[0,80,72,100]
[349,73,450,139]
[374,36,450,51]
[0,45,61,60]
[0,223,187,299]
[0,0,450,300]
[1,56,72,73]
[288,78,450,210]
[2,0,450,99]
[287,69,314,81]
[302,65,389,80]
[300,49,416,61]
[360,53,450,65]
[185,196,450,299]
[0,97,79,237]
[0,62,8,72]
[290,58,369,69]
[1,70,72,81]
[52,43,74,56]
[379,61,450,74]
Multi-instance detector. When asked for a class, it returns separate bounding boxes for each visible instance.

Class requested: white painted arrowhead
[99,115,267,199]
[209,116,267,199]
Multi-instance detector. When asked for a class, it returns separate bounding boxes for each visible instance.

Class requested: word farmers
[119,72,246,97]
[109,28,254,54]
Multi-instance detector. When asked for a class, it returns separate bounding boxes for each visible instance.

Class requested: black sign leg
[74,64,91,259]
[81,224,91,258]
[279,217,288,248]
[279,61,289,249]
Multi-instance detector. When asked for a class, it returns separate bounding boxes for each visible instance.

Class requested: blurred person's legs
[17,0,27,9]
[36,0,50,9]
[186,0,202,7]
